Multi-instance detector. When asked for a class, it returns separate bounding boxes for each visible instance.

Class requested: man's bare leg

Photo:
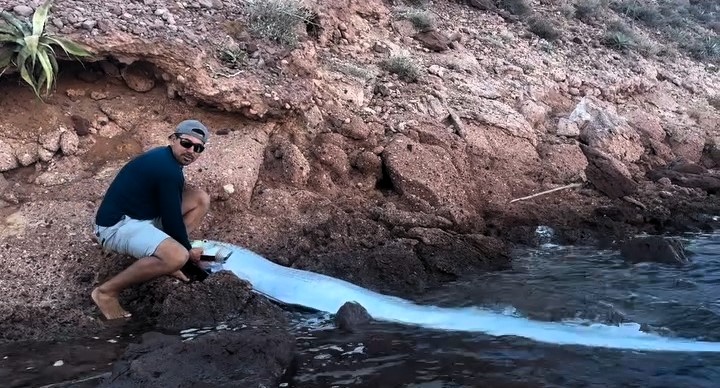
[92,238,189,320]
[182,186,210,234]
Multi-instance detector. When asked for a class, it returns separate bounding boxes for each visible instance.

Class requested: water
[284,232,720,387]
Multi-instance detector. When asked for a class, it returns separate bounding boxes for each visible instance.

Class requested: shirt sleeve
[157,170,192,251]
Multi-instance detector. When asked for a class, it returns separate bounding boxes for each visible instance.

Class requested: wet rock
[59,130,80,155]
[414,30,451,52]
[280,143,310,186]
[0,140,19,172]
[70,115,92,136]
[99,328,294,388]
[581,144,637,199]
[620,236,689,265]
[374,202,453,229]
[407,228,511,277]
[121,62,156,92]
[335,301,371,333]
[647,168,720,194]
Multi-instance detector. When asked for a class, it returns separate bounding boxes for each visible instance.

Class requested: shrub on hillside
[497,0,532,16]
[400,9,436,32]
[380,56,421,82]
[709,96,720,111]
[686,36,720,62]
[610,0,660,26]
[246,0,311,46]
[573,0,607,22]
[528,17,560,41]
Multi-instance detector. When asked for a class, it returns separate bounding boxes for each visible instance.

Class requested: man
[91,119,212,320]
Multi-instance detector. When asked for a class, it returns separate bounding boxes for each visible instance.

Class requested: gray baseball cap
[175,119,210,143]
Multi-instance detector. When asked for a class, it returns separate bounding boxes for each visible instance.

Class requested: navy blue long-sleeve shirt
[95,146,192,250]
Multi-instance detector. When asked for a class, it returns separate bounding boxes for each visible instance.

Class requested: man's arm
[157,173,192,251]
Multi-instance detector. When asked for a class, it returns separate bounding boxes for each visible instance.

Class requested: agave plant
[0,0,92,98]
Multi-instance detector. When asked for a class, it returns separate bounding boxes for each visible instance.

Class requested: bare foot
[170,270,190,282]
[91,288,131,320]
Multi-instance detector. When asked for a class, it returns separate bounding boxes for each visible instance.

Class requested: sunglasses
[178,138,205,153]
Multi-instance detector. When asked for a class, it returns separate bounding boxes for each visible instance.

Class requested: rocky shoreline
[1,0,719,385]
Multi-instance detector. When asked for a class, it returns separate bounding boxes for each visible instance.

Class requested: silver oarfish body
[202,240,720,353]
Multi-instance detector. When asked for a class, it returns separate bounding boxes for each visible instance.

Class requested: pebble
[82,20,97,30]
[53,360,64,367]
[13,5,34,17]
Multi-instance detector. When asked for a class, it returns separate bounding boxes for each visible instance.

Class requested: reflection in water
[286,232,720,387]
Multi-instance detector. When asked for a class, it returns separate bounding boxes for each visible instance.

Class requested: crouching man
[91,119,211,320]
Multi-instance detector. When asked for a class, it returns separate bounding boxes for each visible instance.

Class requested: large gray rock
[571,97,644,163]
[620,236,689,265]
[581,144,638,199]
[335,301,371,333]
[98,329,294,388]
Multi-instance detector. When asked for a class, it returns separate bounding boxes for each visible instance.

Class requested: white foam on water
[205,240,720,353]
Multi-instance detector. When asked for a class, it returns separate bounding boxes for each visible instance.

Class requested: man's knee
[184,187,210,210]
[196,189,210,210]
[154,239,189,272]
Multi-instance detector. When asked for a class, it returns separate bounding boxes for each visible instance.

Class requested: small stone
[70,115,92,136]
[52,18,64,29]
[13,5,34,17]
[81,20,97,30]
[38,148,55,162]
[60,130,80,156]
[53,360,64,367]
[658,177,672,187]
[39,130,62,152]
[198,0,214,8]
[556,118,580,137]
[223,184,235,194]
[428,65,445,78]
[15,143,39,166]
[0,140,18,172]
[90,91,108,100]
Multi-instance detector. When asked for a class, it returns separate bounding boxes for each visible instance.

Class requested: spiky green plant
[0,0,92,98]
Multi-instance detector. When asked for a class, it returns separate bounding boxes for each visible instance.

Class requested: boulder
[335,301,371,333]
[98,329,294,388]
[155,271,286,332]
[382,135,469,208]
[620,236,689,265]
[414,30,451,52]
[570,97,643,163]
[581,144,638,199]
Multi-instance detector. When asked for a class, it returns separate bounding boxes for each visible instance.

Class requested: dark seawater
[285,232,720,388]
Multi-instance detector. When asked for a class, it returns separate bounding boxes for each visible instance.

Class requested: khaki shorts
[94,215,170,258]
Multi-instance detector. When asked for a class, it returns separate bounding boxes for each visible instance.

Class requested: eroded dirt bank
[0,0,719,385]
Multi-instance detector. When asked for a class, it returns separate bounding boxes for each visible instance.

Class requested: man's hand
[189,247,203,263]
